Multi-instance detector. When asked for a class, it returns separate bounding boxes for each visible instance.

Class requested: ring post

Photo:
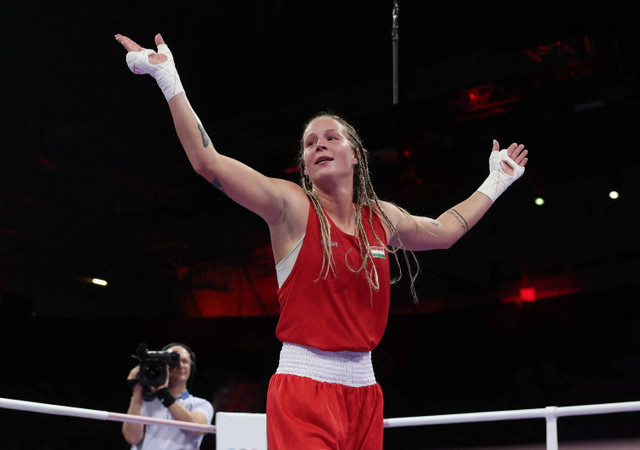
[545,406,558,450]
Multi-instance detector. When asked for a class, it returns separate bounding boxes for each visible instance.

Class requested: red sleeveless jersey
[275,201,391,352]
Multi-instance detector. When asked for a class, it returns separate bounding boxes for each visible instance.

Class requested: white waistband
[275,342,376,387]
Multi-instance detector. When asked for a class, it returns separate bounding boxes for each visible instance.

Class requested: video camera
[132,343,181,388]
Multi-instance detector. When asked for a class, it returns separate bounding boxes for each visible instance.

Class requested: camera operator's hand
[126,366,143,394]
[152,364,177,408]
[158,364,170,391]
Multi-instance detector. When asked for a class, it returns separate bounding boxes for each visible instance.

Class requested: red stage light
[520,287,537,302]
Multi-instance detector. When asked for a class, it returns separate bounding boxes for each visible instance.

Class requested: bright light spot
[535,197,545,206]
[91,278,108,287]
[520,287,537,302]
[609,190,619,199]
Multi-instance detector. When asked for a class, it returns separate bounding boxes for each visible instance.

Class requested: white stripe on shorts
[275,342,376,388]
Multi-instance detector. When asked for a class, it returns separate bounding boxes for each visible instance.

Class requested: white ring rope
[0,397,217,434]
[3,396,640,449]
[382,400,640,428]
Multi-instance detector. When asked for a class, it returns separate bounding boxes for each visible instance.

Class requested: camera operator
[122,343,214,449]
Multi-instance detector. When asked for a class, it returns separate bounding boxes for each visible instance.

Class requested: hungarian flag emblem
[370,246,386,259]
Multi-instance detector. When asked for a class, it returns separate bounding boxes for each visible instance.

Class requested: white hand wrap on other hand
[477,149,525,203]
[125,44,184,101]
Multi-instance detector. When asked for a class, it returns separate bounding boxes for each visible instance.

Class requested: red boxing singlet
[275,200,391,352]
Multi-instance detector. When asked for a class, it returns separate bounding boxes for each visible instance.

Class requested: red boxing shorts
[266,343,384,449]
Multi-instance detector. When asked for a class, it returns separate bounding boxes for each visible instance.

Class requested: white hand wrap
[125,44,184,101]
[477,149,525,202]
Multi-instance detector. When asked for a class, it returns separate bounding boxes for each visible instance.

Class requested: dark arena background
[2,2,640,448]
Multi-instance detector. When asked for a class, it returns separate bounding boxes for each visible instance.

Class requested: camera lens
[139,361,166,387]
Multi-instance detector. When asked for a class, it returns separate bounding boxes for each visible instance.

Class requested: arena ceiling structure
[2,2,639,319]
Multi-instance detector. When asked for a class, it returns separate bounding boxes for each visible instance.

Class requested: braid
[300,173,336,280]
[299,112,421,303]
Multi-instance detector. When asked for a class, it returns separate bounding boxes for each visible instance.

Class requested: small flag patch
[371,246,386,259]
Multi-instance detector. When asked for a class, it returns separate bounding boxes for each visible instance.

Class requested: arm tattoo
[448,208,468,233]
[429,219,441,227]
[198,123,210,148]
[199,124,222,193]
[210,177,225,194]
